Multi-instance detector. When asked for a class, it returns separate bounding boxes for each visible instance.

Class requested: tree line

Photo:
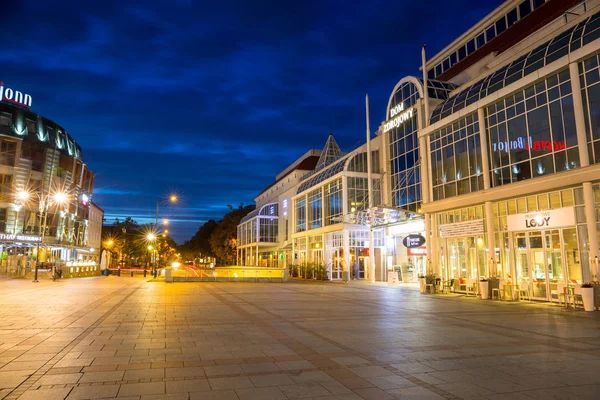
[179,203,255,265]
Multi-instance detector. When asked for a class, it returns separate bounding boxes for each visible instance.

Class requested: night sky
[2,0,500,243]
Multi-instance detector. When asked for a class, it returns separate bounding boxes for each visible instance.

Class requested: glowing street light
[169,195,177,203]
[162,219,169,225]
[52,192,68,204]
[16,190,30,201]
[146,233,156,241]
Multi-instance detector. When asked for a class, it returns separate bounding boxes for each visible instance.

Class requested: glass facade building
[414,1,600,301]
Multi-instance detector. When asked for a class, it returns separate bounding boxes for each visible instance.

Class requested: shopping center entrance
[513,228,580,301]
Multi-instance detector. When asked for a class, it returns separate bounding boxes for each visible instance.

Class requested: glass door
[331,249,341,280]
[514,232,529,288]
[529,232,548,300]
[545,229,564,298]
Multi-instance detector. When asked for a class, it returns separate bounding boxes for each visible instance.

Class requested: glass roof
[430,10,600,124]
[297,157,346,194]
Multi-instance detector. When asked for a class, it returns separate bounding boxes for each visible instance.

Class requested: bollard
[144,270,147,277]
[117,269,121,277]
[131,270,134,277]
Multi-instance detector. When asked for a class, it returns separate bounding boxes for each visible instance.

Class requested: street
[1,277,599,400]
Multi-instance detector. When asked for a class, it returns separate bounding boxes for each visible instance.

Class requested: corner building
[0,90,98,277]
[383,0,600,300]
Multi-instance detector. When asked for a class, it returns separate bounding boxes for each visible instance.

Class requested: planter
[479,281,489,299]
[418,277,426,294]
[581,287,595,311]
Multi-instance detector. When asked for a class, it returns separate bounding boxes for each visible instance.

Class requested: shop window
[0,174,12,200]
[0,208,6,233]
[561,189,574,206]
[0,139,16,166]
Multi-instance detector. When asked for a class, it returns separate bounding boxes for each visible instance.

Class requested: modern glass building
[237,150,320,268]
[291,135,385,280]
[237,135,388,280]
[0,90,98,278]
[386,0,600,300]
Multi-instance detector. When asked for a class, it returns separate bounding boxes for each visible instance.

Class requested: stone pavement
[1,277,599,400]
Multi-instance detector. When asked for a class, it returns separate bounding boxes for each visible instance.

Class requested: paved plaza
[0,277,599,400]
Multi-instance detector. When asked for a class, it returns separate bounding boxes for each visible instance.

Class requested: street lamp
[18,189,69,282]
[146,233,157,277]
[155,195,177,225]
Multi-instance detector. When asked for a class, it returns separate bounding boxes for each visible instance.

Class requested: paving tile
[67,384,120,399]
[278,382,331,398]
[165,366,206,378]
[250,373,295,387]
[165,378,211,393]
[17,387,72,400]
[209,376,254,390]
[118,381,165,397]
[236,386,287,400]
[349,366,395,379]
[79,370,125,383]
[204,364,243,376]
[36,373,82,385]
[190,390,239,400]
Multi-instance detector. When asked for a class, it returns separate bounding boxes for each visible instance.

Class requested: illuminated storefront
[413,0,600,300]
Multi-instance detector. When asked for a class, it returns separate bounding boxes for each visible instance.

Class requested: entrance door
[529,232,548,300]
[514,229,568,301]
[358,256,365,279]
[331,249,342,280]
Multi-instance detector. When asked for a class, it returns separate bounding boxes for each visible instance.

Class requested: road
[0,276,599,399]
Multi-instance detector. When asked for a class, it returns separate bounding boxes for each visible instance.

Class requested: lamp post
[156,195,177,225]
[17,190,69,283]
[146,233,157,277]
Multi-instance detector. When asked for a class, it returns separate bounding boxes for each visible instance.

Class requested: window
[519,0,532,18]
[325,178,342,225]
[295,197,306,232]
[430,114,482,201]
[0,113,11,126]
[0,208,6,233]
[487,70,579,187]
[0,174,12,196]
[308,189,322,230]
[0,140,16,166]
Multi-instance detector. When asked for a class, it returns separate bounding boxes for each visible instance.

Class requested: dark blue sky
[2,0,499,243]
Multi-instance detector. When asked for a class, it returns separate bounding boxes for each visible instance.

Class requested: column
[430,214,440,276]
[477,107,496,275]
[424,214,431,274]
[343,228,350,282]
[570,62,599,280]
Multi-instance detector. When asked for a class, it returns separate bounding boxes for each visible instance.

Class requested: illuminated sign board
[507,207,575,231]
[80,193,90,207]
[407,246,427,256]
[491,137,566,153]
[383,103,414,133]
[0,81,32,108]
[0,234,41,242]
[403,234,426,248]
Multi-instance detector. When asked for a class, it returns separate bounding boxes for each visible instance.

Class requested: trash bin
[165,267,173,283]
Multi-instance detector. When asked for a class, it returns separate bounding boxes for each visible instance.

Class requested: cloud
[2,0,499,243]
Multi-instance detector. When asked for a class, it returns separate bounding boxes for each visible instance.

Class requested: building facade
[237,150,320,269]
[0,86,98,277]
[378,0,600,299]
[237,135,389,280]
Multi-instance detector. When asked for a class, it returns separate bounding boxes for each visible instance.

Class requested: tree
[180,219,218,260]
[210,204,255,265]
